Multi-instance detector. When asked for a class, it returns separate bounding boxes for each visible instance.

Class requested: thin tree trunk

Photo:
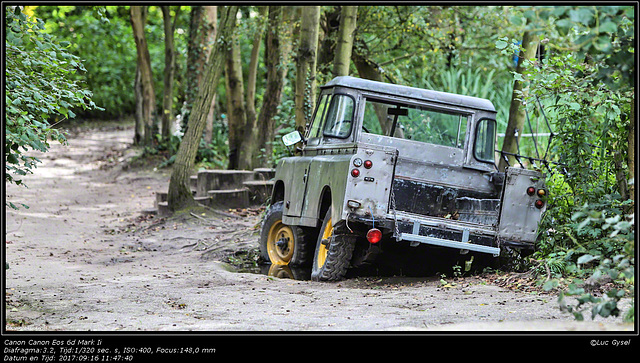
[253,6,294,167]
[295,6,320,136]
[225,30,246,170]
[182,6,217,133]
[332,6,357,78]
[167,6,238,212]
[202,6,217,144]
[498,30,538,171]
[133,64,144,145]
[238,6,267,171]
[161,6,179,140]
[204,94,217,144]
[130,6,156,146]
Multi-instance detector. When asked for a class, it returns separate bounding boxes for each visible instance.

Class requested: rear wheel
[259,201,314,266]
[311,209,355,281]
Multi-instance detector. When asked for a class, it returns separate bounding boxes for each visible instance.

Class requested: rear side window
[323,94,355,138]
[474,118,496,163]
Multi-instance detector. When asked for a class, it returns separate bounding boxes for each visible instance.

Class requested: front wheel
[311,209,355,281]
[259,201,315,266]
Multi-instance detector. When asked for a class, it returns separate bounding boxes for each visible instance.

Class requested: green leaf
[7,153,19,164]
[577,254,598,265]
[543,279,559,291]
[569,8,594,24]
[599,21,617,34]
[568,102,581,111]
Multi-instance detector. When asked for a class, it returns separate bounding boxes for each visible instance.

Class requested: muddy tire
[259,201,315,266]
[311,209,355,281]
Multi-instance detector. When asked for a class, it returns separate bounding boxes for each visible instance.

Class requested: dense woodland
[5,5,635,321]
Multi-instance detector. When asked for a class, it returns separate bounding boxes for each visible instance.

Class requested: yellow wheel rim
[267,221,294,265]
[316,217,332,269]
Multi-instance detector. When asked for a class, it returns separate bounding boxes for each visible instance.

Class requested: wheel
[259,201,314,266]
[311,209,355,281]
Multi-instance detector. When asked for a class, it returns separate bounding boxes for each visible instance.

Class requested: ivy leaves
[5,6,100,206]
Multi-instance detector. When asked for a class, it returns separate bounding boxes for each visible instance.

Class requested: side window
[307,94,331,139]
[323,94,355,139]
[474,119,496,163]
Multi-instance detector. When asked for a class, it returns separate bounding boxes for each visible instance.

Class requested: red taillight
[535,199,544,209]
[364,160,373,169]
[526,187,536,196]
[351,169,360,177]
[366,228,382,244]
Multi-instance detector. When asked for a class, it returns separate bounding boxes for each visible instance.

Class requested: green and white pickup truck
[260,76,547,281]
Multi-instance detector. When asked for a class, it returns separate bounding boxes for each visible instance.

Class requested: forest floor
[4,121,634,345]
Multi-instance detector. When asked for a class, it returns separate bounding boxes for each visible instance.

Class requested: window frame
[306,93,332,141]
[321,93,356,140]
[473,117,497,164]
[361,96,470,149]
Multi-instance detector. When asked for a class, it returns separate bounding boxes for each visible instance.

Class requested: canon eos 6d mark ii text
[260,76,547,281]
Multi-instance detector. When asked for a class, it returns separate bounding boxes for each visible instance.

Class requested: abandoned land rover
[259,76,547,281]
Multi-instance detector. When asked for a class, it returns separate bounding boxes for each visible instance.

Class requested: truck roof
[322,76,496,112]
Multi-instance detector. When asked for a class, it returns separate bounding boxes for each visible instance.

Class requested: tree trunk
[352,43,404,138]
[225,30,247,170]
[203,94,217,144]
[332,6,357,78]
[295,6,321,136]
[167,6,238,212]
[498,30,538,171]
[238,6,268,171]
[253,6,294,167]
[161,6,179,140]
[182,6,217,133]
[130,6,156,146]
[133,64,144,145]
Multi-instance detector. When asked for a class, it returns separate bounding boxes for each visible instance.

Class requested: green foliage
[147,116,229,170]
[266,98,296,167]
[33,6,190,119]
[5,6,99,207]
[506,6,635,322]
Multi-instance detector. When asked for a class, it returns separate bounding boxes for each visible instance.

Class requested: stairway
[156,168,275,216]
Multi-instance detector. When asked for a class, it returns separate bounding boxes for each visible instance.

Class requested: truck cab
[260,76,546,281]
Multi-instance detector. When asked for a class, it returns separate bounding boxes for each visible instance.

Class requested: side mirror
[282,131,303,147]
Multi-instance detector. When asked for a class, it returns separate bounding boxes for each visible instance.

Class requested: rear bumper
[396,221,500,256]
[346,211,501,256]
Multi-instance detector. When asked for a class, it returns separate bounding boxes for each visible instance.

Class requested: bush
[5,6,100,208]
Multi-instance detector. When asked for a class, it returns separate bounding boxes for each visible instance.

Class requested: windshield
[363,98,468,149]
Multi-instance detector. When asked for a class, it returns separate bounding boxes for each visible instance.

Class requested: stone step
[194,196,213,207]
[207,188,250,209]
[243,180,274,205]
[155,189,197,209]
[155,191,168,210]
[195,170,254,197]
[157,201,170,217]
[252,168,275,181]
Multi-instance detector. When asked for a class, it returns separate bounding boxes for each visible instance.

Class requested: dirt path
[4,122,634,335]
